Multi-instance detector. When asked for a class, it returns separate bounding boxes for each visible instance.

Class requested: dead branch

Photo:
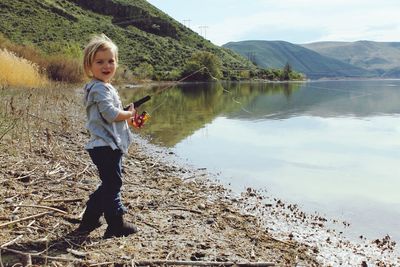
[132,260,276,266]
[0,212,52,228]
[42,198,84,203]
[10,204,68,215]
[164,207,203,215]
[1,235,23,248]
[76,163,90,178]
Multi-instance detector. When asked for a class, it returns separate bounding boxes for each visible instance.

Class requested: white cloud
[148,0,400,45]
[206,0,400,45]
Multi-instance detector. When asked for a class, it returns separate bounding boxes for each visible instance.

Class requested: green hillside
[0,0,253,79]
[223,40,371,79]
[302,41,400,77]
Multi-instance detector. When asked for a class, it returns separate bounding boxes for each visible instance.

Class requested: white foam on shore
[237,194,399,266]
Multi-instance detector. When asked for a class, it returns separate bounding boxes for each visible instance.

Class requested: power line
[182,19,191,28]
[198,25,209,39]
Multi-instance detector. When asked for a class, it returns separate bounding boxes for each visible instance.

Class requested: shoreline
[119,77,400,89]
[134,134,400,266]
[0,86,398,266]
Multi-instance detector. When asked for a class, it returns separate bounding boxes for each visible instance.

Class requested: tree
[134,62,154,80]
[282,62,292,80]
[181,51,222,81]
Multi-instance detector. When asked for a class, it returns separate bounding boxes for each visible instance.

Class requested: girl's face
[90,48,117,83]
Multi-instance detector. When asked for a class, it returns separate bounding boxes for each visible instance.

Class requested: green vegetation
[0,0,303,83]
[223,40,372,79]
[134,62,154,80]
[182,51,222,81]
[0,0,255,81]
[302,41,400,77]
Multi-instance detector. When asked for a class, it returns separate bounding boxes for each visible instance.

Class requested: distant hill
[302,41,400,77]
[223,40,371,79]
[0,0,252,77]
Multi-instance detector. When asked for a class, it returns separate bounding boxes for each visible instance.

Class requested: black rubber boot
[104,214,138,239]
[76,209,102,234]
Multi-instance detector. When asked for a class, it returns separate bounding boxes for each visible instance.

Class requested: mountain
[223,40,371,79]
[301,41,400,77]
[0,0,252,77]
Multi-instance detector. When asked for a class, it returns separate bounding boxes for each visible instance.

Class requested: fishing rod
[123,95,152,128]
[123,66,218,128]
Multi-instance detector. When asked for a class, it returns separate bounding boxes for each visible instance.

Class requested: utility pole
[183,19,191,28]
[198,25,209,39]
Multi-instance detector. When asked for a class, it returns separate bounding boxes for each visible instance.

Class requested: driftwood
[42,197,84,203]
[10,204,68,215]
[132,260,275,266]
[0,212,52,228]
[0,247,84,263]
[1,235,23,248]
[0,247,276,267]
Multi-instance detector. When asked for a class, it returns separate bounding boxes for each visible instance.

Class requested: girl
[78,34,137,238]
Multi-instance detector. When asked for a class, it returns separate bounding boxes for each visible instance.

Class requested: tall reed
[0,49,48,88]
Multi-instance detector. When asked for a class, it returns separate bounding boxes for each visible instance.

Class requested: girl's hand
[126,104,136,126]
[127,116,135,126]
[115,104,136,122]
[126,103,136,117]
[127,103,135,112]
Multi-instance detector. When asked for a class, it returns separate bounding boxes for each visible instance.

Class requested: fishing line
[284,82,386,102]
[145,66,215,114]
[305,84,380,100]
[217,80,254,114]
[140,68,384,121]
[217,80,382,119]
[221,87,254,114]
[140,66,257,117]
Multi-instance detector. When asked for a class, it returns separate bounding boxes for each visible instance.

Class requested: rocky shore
[0,86,398,266]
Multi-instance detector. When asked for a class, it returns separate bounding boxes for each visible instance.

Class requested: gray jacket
[84,80,133,154]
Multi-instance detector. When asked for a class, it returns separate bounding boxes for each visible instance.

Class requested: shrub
[0,34,84,83]
[181,51,222,81]
[154,69,182,81]
[134,62,154,80]
[0,34,46,71]
[46,55,84,83]
[0,48,48,88]
[113,67,136,84]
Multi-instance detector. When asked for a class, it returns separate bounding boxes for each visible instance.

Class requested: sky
[146,0,400,46]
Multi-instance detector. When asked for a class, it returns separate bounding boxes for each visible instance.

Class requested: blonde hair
[83,34,118,77]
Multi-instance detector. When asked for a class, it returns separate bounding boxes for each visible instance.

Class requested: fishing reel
[124,95,151,129]
[132,111,150,128]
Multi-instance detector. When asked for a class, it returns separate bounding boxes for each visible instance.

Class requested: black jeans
[86,146,127,218]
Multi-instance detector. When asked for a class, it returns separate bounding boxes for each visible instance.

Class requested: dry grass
[0,34,84,84]
[0,34,45,67]
[46,55,84,83]
[0,49,49,88]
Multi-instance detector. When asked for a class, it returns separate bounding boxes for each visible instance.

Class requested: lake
[120,79,400,243]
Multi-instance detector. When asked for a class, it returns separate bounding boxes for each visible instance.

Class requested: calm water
[121,80,400,242]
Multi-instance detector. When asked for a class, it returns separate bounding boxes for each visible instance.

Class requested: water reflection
[121,80,400,146]
[120,80,400,242]
[120,81,302,146]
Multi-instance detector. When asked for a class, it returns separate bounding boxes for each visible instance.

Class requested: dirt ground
[0,86,398,266]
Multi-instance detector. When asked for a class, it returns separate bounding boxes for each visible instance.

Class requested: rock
[190,251,206,261]
[206,218,215,224]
